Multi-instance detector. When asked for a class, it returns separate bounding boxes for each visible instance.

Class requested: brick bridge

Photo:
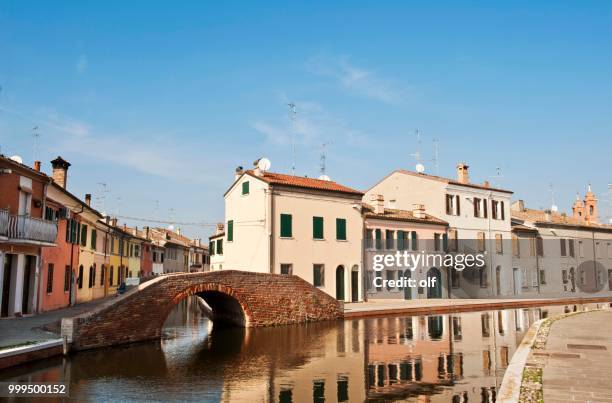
[61,270,343,351]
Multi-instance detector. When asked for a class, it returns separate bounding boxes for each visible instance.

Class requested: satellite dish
[257,157,271,172]
[415,163,425,173]
[318,174,331,181]
[551,205,559,212]
[168,224,175,231]
[10,155,23,164]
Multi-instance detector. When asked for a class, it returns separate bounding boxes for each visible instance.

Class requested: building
[511,188,612,297]
[366,163,513,297]
[0,156,58,317]
[150,227,190,273]
[188,238,208,272]
[362,194,449,300]
[223,163,364,301]
[209,224,224,271]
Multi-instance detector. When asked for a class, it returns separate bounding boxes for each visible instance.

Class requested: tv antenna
[410,129,426,173]
[319,141,332,180]
[549,183,558,212]
[489,166,504,187]
[287,102,297,175]
[96,182,110,213]
[32,126,40,161]
[432,138,439,176]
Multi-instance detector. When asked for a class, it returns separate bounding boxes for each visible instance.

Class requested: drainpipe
[268,185,275,274]
[36,177,53,313]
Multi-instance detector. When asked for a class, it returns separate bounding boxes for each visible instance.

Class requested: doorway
[336,265,345,301]
[22,256,36,315]
[403,269,412,300]
[496,266,502,296]
[1,254,13,317]
[350,265,359,302]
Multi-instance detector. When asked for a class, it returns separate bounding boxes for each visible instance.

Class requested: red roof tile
[245,170,363,196]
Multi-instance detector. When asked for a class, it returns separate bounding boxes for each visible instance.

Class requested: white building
[222,164,364,301]
[366,163,513,297]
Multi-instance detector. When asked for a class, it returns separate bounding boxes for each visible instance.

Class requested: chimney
[483,180,490,188]
[511,200,525,212]
[544,209,552,222]
[235,166,244,180]
[413,203,426,219]
[215,223,225,235]
[50,156,71,189]
[84,193,91,206]
[371,194,385,215]
[144,226,150,239]
[176,227,181,236]
[33,161,41,172]
[456,163,469,184]
[111,217,118,227]
[123,223,127,231]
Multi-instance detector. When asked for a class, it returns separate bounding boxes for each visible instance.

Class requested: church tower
[584,184,598,223]
[572,193,585,221]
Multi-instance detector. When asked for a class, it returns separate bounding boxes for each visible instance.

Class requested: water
[1,298,609,402]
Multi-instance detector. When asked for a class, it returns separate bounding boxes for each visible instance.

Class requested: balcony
[0,209,58,245]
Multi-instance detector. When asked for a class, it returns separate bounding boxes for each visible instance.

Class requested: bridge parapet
[62,270,343,351]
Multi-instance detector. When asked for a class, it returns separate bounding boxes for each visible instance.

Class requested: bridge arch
[63,270,343,351]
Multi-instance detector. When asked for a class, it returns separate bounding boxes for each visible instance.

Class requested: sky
[1,1,611,238]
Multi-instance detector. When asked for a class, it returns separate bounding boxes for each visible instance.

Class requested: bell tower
[572,193,585,221]
[584,184,598,223]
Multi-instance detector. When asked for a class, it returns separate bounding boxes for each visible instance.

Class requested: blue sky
[1,1,611,237]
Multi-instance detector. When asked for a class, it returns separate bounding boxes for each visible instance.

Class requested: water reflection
[0,298,609,402]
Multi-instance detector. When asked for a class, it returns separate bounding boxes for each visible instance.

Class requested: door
[496,266,502,296]
[427,268,442,299]
[336,265,345,301]
[351,269,359,302]
[22,256,34,314]
[513,268,521,295]
[403,269,412,300]
[569,268,576,292]
[1,255,13,317]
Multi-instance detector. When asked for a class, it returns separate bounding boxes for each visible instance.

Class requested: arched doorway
[427,268,442,299]
[403,269,412,300]
[350,265,359,302]
[336,265,345,301]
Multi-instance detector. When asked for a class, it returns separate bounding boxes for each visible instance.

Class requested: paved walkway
[0,296,115,348]
[541,310,612,402]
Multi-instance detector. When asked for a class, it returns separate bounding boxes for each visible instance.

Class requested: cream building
[209,223,224,271]
[366,163,513,297]
[223,165,364,301]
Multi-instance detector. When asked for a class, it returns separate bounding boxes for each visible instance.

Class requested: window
[512,235,519,257]
[242,181,249,195]
[100,265,105,286]
[480,267,488,288]
[66,219,79,244]
[578,240,584,257]
[216,239,223,255]
[313,217,324,239]
[375,229,382,250]
[529,237,536,256]
[474,197,484,218]
[536,237,544,257]
[434,233,441,251]
[449,229,458,252]
[491,200,505,220]
[560,239,567,256]
[280,264,292,275]
[280,214,292,238]
[209,241,215,255]
[366,229,374,249]
[227,220,233,242]
[481,313,491,337]
[313,264,324,287]
[313,380,325,403]
[495,234,503,254]
[397,230,407,250]
[110,266,114,286]
[478,232,486,252]
[540,269,546,285]
[411,231,418,250]
[451,269,460,288]
[386,270,395,291]
[91,229,97,250]
[446,194,460,216]
[64,266,70,292]
[336,218,347,241]
[46,264,54,293]
[80,224,88,247]
[337,375,349,403]
[78,265,84,289]
[385,230,394,249]
[88,266,94,288]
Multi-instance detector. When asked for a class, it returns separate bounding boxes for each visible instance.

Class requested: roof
[238,170,364,196]
[0,154,49,180]
[149,227,192,248]
[370,169,513,194]
[512,208,612,232]
[511,223,538,233]
[362,203,448,226]
[49,181,104,219]
[209,232,225,240]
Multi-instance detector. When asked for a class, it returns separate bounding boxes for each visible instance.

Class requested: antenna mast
[489,167,504,187]
[432,138,439,176]
[410,129,422,164]
[32,126,40,162]
[320,141,332,177]
[287,102,297,175]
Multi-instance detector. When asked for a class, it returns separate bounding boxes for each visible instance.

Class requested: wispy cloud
[306,54,405,104]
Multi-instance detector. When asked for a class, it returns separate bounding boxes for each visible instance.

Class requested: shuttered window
[227,220,233,242]
[411,231,418,250]
[336,218,346,240]
[375,229,382,250]
[217,239,223,255]
[242,181,249,195]
[80,224,87,247]
[280,214,292,238]
[397,230,405,250]
[91,229,97,250]
[313,217,324,239]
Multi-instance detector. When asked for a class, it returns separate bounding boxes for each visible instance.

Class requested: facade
[0,156,58,317]
[511,191,612,298]
[150,227,190,273]
[209,224,224,271]
[362,194,449,300]
[223,166,364,301]
[365,163,513,297]
[188,239,207,272]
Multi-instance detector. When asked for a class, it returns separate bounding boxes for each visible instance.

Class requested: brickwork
[62,270,343,351]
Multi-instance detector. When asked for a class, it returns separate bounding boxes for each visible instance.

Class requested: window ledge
[313,238,325,241]
[279,236,294,240]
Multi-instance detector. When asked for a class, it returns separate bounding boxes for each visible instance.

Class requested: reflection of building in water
[220,320,367,403]
[363,308,557,403]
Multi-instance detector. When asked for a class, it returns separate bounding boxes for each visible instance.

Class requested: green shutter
[411,231,418,250]
[443,233,448,251]
[217,239,223,254]
[227,220,233,242]
[336,218,346,240]
[91,229,97,250]
[66,220,71,242]
[397,230,405,250]
[375,229,382,249]
[242,181,249,195]
[280,214,292,237]
[313,217,324,239]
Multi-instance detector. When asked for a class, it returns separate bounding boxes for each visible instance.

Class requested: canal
[1,298,609,402]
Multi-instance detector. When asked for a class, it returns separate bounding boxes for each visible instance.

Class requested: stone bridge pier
[62,270,343,351]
